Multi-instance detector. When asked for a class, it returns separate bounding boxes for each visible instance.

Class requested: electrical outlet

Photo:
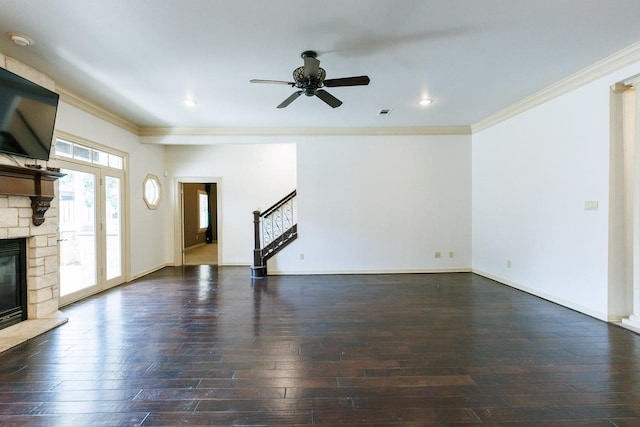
[435,251,442,259]
[584,201,599,211]
[507,260,512,268]
[299,253,304,261]
[449,251,454,258]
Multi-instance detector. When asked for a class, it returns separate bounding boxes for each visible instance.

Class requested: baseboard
[611,321,640,335]
[268,267,472,276]
[607,314,627,323]
[472,269,608,322]
[130,263,171,281]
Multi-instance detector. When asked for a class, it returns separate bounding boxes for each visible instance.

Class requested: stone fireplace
[0,54,67,353]
[0,170,68,353]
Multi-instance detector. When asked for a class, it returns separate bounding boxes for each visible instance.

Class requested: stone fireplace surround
[0,193,68,353]
[0,54,68,353]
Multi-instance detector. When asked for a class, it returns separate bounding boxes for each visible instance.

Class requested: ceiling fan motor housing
[293,67,326,85]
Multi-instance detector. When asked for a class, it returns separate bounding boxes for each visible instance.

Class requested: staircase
[251,190,297,278]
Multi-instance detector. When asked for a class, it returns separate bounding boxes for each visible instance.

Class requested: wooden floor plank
[0,266,638,425]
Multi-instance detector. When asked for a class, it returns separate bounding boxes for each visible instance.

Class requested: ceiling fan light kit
[250,50,370,109]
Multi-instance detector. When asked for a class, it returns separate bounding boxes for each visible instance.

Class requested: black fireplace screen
[0,239,27,330]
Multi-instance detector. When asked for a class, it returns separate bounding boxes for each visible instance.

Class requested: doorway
[182,182,218,265]
[58,161,125,305]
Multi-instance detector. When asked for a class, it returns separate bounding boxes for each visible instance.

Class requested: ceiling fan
[250,50,370,108]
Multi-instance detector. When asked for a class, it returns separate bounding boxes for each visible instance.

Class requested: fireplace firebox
[0,238,27,330]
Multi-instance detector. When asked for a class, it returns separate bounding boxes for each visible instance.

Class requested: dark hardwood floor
[0,266,639,426]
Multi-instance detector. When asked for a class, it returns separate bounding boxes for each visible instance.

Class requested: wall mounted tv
[0,66,59,161]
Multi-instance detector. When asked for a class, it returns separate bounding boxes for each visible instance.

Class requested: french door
[58,162,124,305]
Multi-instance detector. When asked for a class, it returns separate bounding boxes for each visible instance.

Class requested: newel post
[251,210,267,278]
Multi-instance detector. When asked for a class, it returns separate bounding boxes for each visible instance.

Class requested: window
[198,190,209,231]
[143,174,161,209]
[55,138,124,170]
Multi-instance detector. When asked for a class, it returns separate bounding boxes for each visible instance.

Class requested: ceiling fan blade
[303,56,320,79]
[277,91,303,108]
[316,89,342,108]
[250,79,295,86]
[323,76,370,87]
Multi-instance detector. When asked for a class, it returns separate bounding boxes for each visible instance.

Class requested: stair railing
[252,190,297,277]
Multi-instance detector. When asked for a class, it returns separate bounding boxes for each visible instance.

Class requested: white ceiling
[2,0,640,132]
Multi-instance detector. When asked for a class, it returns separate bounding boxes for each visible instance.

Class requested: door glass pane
[105,176,122,280]
[59,169,97,296]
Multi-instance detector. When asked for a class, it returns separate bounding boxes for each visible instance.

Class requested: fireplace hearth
[0,238,27,330]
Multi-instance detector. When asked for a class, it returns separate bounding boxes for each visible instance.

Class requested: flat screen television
[0,66,59,161]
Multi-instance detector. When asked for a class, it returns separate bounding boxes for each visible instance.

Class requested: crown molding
[472,40,640,133]
[58,85,470,138]
[623,72,640,87]
[57,87,140,135]
[13,40,640,139]
[139,125,471,137]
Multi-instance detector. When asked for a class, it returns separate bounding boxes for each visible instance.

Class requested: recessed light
[419,98,433,106]
[183,98,197,107]
[7,33,34,47]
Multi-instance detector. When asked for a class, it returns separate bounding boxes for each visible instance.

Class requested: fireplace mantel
[0,164,65,226]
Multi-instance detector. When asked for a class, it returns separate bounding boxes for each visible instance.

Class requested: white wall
[57,119,470,277]
[52,54,640,325]
[164,143,297,265]
[472,60,640,321]
[54,102,168,278]
[270,135,472,274]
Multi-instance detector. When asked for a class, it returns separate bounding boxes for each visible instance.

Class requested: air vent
[378,109,392,116]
